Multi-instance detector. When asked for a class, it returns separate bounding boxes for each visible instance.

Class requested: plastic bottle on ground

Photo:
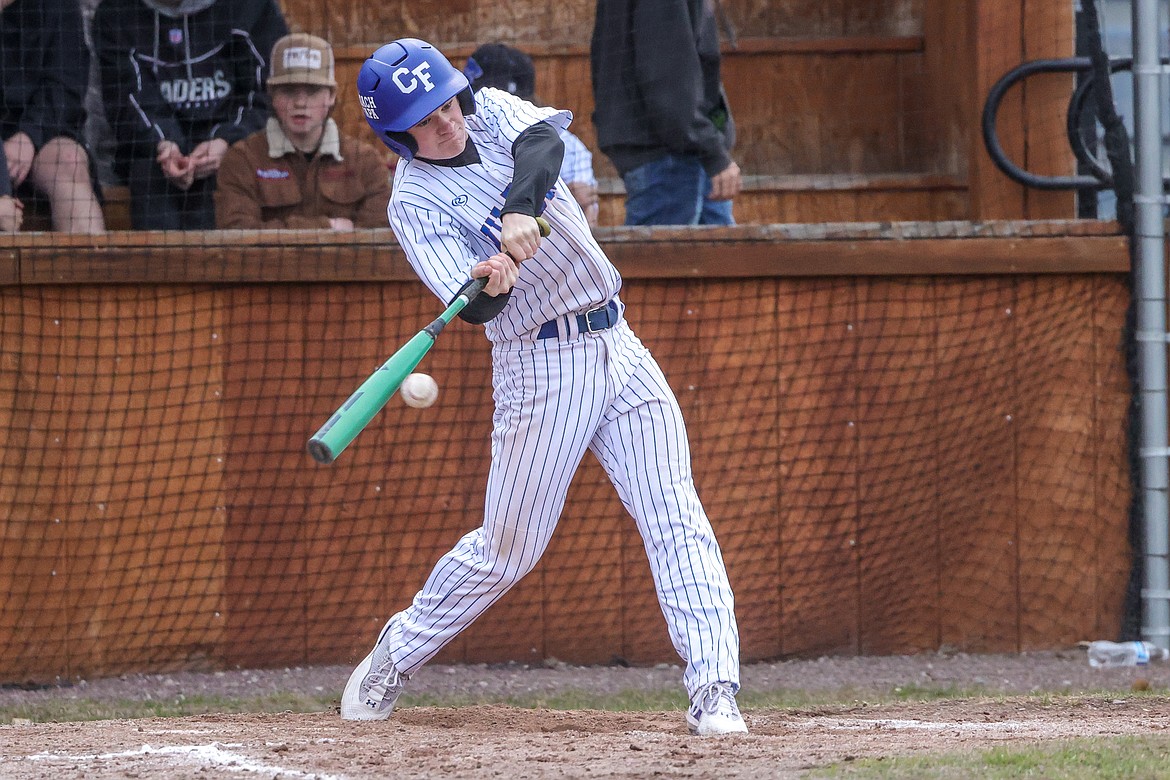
[1086,640,1170,668]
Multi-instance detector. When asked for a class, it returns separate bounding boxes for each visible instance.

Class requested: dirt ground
[3,649,1170,779]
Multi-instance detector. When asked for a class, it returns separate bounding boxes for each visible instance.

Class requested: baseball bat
[307,216,550,465]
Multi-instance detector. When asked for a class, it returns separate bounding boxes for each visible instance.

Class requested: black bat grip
[463,277,489,300]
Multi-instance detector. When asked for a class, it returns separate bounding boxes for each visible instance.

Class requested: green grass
[0,683,770,724]
[3,684,858,724]
[811,735,1170,779]
[397,685,1001,714]
[0,682,1158,725]
[0,691,338,724]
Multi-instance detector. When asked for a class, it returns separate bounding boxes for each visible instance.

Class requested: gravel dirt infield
[3,649,1169,778]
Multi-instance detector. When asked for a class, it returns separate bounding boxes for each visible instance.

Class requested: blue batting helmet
[356,38,474,159]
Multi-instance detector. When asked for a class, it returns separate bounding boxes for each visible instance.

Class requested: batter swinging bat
[306,217,550,465]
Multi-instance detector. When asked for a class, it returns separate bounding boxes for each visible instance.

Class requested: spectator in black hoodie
[591,0,740,226]
[1,0,105,233]
[93,0,288,229]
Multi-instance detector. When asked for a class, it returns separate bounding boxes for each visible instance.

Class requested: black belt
[537,300,619,339]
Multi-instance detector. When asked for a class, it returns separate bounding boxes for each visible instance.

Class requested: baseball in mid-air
[400,373,439,409]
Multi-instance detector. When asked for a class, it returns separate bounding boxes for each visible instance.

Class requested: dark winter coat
[0,0,91,151]
[92,0,288,174]
[590,0,735,177]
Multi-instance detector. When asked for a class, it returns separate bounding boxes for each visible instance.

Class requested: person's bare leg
[29,137,105,233]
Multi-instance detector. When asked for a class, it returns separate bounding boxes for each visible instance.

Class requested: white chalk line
[25,742,347,780]
[804,717,1151,735]
[811,718,1028,733]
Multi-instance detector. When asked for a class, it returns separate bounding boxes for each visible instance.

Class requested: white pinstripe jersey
[388,88,621,343]
[560,131,597,187]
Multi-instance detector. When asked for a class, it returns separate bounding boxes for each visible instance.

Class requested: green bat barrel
[307,216,549,465]
[307,330,436,464]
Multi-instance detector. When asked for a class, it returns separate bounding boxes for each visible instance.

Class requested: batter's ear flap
[457,86,476,116]
[386,131,417,157]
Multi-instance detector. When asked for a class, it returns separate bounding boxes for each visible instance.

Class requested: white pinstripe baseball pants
[383,316,741,698]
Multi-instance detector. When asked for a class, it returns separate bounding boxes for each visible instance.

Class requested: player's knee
[483,520,544,580]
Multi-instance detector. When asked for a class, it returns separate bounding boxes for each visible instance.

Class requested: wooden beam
[332,36,925,62]
[1,222,1128,285]
[0,249,17,285]
[605,235,1129,277]
[969,0,1028,219]
[597,172,967,195]
[1021,0,1078,219]
[922,0,973,196]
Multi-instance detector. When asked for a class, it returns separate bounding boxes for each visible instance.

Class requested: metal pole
[1134,0,1170,649]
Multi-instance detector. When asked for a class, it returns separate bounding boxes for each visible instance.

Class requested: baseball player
[342,38,746,736]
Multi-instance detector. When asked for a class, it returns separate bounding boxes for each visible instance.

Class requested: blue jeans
[622,154,735,226]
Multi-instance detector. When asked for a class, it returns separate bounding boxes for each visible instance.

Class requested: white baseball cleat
[340,642,408,721]
[687,681,748,735]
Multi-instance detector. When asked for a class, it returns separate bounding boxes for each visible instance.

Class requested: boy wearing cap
[215,34,391,230]
[464,43,599,228]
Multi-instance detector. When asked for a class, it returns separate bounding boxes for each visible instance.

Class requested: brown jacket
[215,118,391,229]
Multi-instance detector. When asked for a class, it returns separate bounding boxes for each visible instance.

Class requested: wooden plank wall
[0,286,229,677]
[0,226,1133,680]
[251,0,1076,226]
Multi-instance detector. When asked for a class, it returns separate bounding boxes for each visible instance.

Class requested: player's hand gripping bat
[306,216,550,465]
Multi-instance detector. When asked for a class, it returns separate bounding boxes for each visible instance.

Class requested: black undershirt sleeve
[457,122,564,324]
[452,277,511,325]
[501,121,564,218]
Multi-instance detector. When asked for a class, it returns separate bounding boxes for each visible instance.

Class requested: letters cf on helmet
[356,38,473,159]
